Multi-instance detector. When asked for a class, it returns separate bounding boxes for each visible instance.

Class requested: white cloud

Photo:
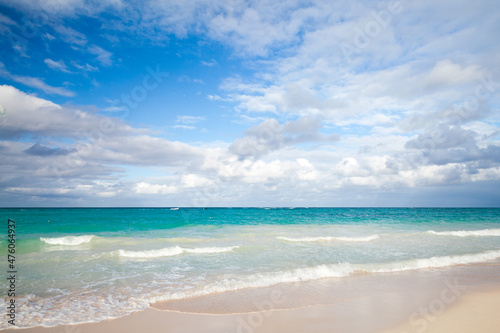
[1,0,499,206]
[0,85,203,167]
[0,84,110,137]
[0,66,75,97]
[176,115,206,124]
[12,44,29,58]
[424,60,484,88]
[229,117,340,158]
[5,186,70,195]
[88,45,113,66]
[0,12,16,26]
[181,174,213,188]
[53,24,88,46]
[207,94,224,101]
[173,125,196,130]
[44,59,71,73]
[201,59,217,66]
[71,61,99,72]
[43,32,56,40]
[135,182,177,194]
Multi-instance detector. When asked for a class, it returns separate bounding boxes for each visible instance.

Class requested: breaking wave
[40,235,96,246]
[152,249,500,304]
[427,229,500,237]
[117,246,239,258]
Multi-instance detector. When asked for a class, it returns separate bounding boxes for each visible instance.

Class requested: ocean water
[1,207,500,329]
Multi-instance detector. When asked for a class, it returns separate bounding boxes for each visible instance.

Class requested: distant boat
[170,207,179,210]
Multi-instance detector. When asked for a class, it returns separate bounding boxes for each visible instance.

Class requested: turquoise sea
[1,208,500,329]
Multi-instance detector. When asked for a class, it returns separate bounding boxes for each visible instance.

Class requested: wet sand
[4,263,500,333]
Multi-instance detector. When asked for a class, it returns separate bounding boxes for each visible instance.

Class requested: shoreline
[3,262,500,333]
[4,287,500,333]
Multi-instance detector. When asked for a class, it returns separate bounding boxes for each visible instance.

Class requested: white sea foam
[261,250,500,285]
[199,250,500,296]
[367,249,500,273]
[151,262,356,303]
[153,249,500,303]
[184,246,240,254]
[7,249,500,330]
[118,246,184,258]
[427,229,500,237]
[225,250,500,294]
[276,234,379,242]
[117,246,239,258]
[40,235,95,246]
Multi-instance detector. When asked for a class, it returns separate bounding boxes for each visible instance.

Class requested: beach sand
[382,287,500,333]
[4,263,500,333]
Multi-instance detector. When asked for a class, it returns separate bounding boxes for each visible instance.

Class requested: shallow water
[1,208,499,328]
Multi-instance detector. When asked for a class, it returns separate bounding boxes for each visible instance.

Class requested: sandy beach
[383,287,500,333]
[4,263,500,333]
[4,287,500,333]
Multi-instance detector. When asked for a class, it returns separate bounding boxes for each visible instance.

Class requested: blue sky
[0,0,499,207]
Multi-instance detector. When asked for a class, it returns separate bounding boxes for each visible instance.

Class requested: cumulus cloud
[181,174,213,188]
[134,182,177,194]
[0,85,204,205]
[0,0,499,206]
[229,117,340,158]
[0,84,124,138]
[405,124,477,151]
[405,124,500,167]
[424,60,484,88]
